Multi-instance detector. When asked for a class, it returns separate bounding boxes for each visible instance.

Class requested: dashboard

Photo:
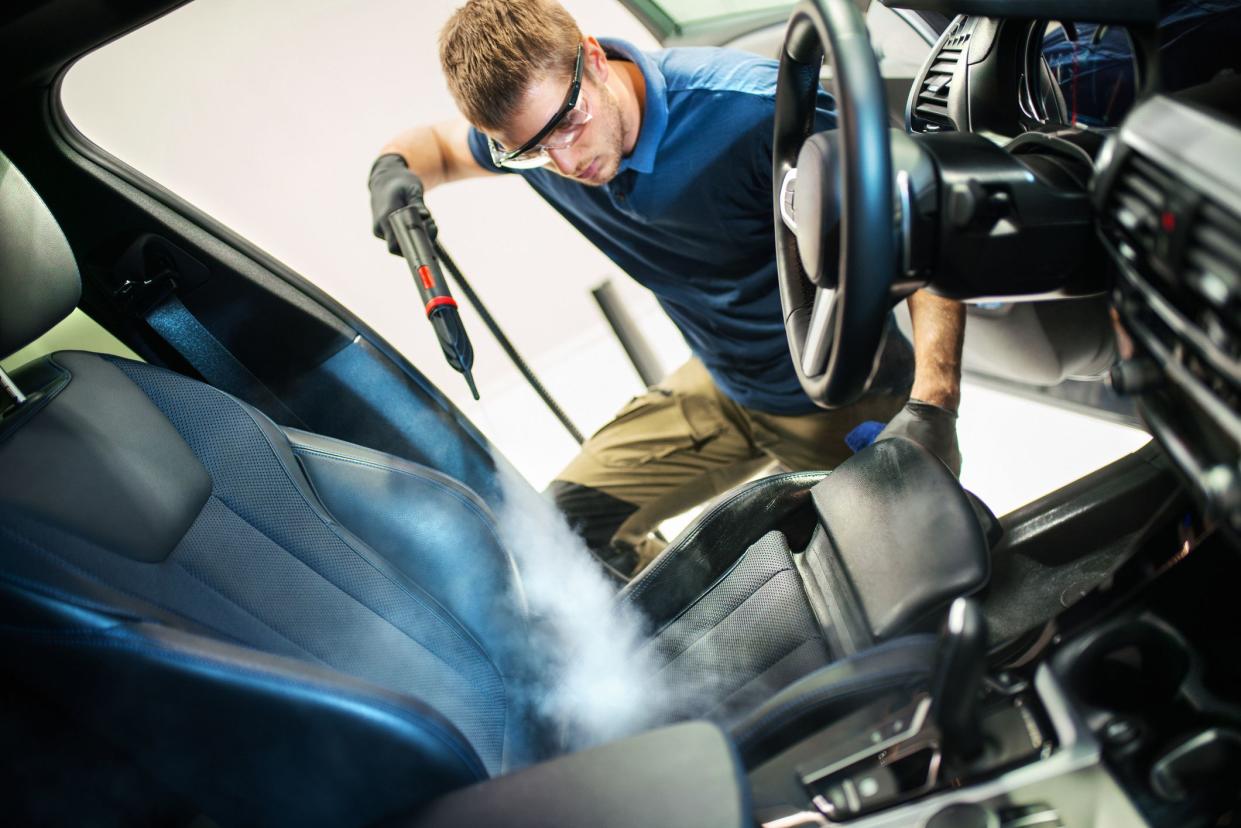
[899,4,1241,536]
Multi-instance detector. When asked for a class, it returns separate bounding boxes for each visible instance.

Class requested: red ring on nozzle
[425,296,458,317]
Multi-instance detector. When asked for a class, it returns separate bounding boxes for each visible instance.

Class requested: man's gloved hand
[877,399,962,476]
[369,153,437,255]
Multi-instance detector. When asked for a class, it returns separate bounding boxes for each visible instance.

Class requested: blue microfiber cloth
[845,420,886,454]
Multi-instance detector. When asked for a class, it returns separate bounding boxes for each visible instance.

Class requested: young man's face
[490,69,626,186]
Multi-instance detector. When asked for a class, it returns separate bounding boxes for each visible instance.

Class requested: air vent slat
[1197,206,1241,274]
[915,103,951,121]
[911,31,967,131]
[1186,249,1240,294]
[1129,155,1177,190]
[1117,175,1164,211]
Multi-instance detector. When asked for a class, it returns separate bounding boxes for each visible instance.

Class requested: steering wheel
[774,0,896,408]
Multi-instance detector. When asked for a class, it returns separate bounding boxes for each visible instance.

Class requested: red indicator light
[1160,211,1176,233]
[417,264,435,290]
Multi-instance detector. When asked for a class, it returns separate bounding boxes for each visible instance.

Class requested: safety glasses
[488,43,592,170]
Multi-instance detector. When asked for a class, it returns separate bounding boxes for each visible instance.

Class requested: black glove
[369,153,437,255]
[877,398,962,476]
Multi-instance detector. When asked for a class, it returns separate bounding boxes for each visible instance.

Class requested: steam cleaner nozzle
[387,205,480,400]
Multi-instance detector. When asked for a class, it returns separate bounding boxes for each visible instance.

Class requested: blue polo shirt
[468,38,912,414]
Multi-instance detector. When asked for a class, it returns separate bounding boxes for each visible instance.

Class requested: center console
[750,502,1241,828]
[750,602,1145,828]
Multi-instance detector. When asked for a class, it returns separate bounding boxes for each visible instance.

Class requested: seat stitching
[169,555,496,701]
[291,446,498,524]
[290,447,507,551]
[107,361,511,756]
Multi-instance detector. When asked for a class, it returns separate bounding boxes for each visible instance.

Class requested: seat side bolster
[622,471,826,627]
[284,427,530,652]
[0,580,487,828]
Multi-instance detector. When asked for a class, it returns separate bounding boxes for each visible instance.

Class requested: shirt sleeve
[466,126,514,175]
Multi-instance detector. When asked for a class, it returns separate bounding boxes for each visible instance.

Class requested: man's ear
[583,35,609,83]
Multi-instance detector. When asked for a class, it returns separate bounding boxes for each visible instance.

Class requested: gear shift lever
[929,597,987,760]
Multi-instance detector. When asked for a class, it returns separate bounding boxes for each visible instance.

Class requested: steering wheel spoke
[800,287,837,377]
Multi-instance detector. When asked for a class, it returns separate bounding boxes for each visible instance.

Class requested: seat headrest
[0,152,81,360]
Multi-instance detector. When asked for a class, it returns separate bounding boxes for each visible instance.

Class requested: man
[370,0,965,577]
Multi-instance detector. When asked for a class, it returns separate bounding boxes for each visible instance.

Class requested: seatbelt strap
[144,293,305,428]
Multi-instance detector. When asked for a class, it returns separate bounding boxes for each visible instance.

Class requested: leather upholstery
[644,530,832,727]
[0,352,212,563]
[0,354,537,809]
[285,428,534,699]
[1,580,487,828]
[624,470,827,626]
[809,438,990,640]
[0,153,79,358]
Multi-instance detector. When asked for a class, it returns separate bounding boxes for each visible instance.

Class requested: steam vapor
[491,462,673,751]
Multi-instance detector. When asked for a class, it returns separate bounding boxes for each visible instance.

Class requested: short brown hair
[439,0,582,131]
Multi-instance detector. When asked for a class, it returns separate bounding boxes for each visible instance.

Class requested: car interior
[1,0,1238,826]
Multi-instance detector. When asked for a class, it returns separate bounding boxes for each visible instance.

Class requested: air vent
[1104,150,1241,400]
[1185,200,1241,361]
[1108,154,1177,280]
[913,31,968,130]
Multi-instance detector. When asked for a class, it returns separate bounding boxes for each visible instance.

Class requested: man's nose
[547,145,583,176]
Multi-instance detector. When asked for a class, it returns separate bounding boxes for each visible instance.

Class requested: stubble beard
[581,83,626,187]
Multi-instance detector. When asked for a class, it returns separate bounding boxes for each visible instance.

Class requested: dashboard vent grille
[1104,150,1241,405]
[1186,200,1241,358]
[1108,154,1179,286]
[914,31,968,130]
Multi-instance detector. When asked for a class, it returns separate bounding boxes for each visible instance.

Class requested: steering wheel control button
[780,168,798,232]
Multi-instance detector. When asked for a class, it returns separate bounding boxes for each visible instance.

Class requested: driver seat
[0,153,988,825]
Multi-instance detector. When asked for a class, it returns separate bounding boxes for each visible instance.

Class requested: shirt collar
[599,38,667,175]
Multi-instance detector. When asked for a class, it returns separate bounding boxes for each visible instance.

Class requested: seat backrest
[0,154,538,825]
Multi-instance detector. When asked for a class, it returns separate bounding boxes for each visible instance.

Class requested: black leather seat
[0,152,987,826]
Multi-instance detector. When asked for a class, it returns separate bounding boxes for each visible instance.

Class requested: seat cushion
[0,352,532,777]
[643,530,831,726]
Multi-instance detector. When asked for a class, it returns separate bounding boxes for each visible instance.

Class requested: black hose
[433,240,585,444]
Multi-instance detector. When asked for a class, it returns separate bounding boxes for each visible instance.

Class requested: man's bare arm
[907,290,965,412]
[379,117,494,190]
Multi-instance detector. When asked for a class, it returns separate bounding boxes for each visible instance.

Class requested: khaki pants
[548,358,907,575]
